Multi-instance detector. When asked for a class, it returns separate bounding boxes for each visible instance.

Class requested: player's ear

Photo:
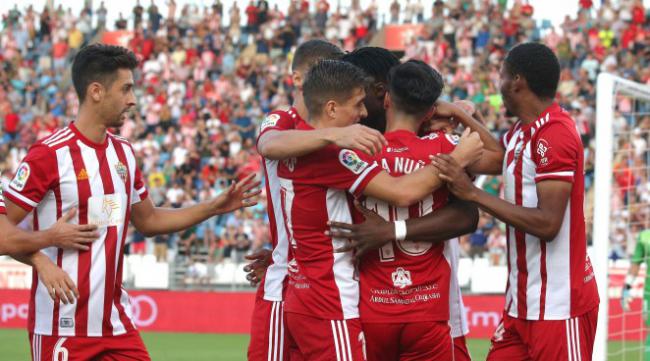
[383,92,390,110]
[88,82,104,102]
[325,100,336,119]
[292,71,302,91]
[374,82,387,100]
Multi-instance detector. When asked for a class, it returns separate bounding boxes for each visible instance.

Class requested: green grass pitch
[0,328,640,360]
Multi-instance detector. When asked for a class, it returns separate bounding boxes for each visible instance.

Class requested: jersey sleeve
[440,132,458,154]
[131,165,149,205]
[255,110,297,147]
[4,144,58,211]
[532,122,581,183]
[317,148,382,198]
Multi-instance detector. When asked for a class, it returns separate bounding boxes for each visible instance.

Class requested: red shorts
[29,330,150,361]
[453,335,471,361]
[285,313,365,361]
[248,297,303,361]
[362,321,452,361]
[487,306,598,361]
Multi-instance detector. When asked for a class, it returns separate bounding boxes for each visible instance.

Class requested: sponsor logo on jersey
[10,163,30,191]
[391,267,413,289]
[77,168,88,181]
[60,318,74,328]
[261,113,281,132]
[386,147,408,153]
[339,149,368,175]
[537,139,550,166]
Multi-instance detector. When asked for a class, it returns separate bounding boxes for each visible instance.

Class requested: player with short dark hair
[432,42,599,361]
[277,59,483,360]
[247,39,387,361]
[341,47,400,133]
[5,43,260,361]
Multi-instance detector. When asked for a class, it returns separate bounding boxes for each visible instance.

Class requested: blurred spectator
[469,215,491,259]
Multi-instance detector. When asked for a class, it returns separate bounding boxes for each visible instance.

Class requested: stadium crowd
[0,0,648,281]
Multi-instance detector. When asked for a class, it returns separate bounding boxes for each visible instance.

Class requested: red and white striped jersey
[359,130,455,323]
[277,120,382,320]
[501,102,599,321]
[446,238,469,338]
[256,107,301,302]
[0,179,5,214]
[4,123,149,337]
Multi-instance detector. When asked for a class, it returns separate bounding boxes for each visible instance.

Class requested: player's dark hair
[504,42,560,99]
[291,39,344,73]
[341,47,400,83]
[72,43,138,103]
[303,60,369,116]
[387,60,444,117]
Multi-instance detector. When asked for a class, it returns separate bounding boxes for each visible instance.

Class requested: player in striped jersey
[432,43,599,361]
[0,184,98,257]
[277,60,482,361]
[4,44,260,361]
[245,39,387,361]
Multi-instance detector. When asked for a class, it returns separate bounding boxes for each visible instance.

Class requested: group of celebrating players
[245,40,599,361]
[0,37,599,361]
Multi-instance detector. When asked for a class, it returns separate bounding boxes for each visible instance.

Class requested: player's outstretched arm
[432,154,571,241]
[131,173,261,237]
[329,198,478,259]
[363,128,483,207]
[434,100,504,175]
[0,208,98,256]
[258,124,387,160]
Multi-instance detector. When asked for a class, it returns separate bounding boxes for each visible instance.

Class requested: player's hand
[46,208,99,251]
[450,128,483,167]
[210,173,262,215]
[621,287,632,312]
[33,254,78,305]
[431,154,479,202]
[243,249,272,286]
[328,201,393,261]
[329,124,387,156]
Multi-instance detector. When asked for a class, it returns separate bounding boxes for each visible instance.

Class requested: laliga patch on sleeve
[88,194,126,227]
[339,149,369,175]
[445,133,460,145]
[10,163,31,192]
[260,113,281,132]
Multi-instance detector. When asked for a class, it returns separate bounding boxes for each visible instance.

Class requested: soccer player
[336,46,481,360]
[3,44,260,361]
[246,39,387,361]
[277,59,482,360]
[431,42,599,360]
[621,222,650,360]
[0,188,99,257]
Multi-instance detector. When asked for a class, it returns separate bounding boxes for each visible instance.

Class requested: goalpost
[593,73,650,361]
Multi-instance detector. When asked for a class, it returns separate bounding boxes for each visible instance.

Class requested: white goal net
[593,73,650,361]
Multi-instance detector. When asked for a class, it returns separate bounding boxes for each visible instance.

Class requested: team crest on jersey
[261,113,281,132]
[339,149,368,175]
[445,133,460,145]
[115,162,127,184]
[10,163,30,191]
[391,267,413,289]
[536,139,550,166]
